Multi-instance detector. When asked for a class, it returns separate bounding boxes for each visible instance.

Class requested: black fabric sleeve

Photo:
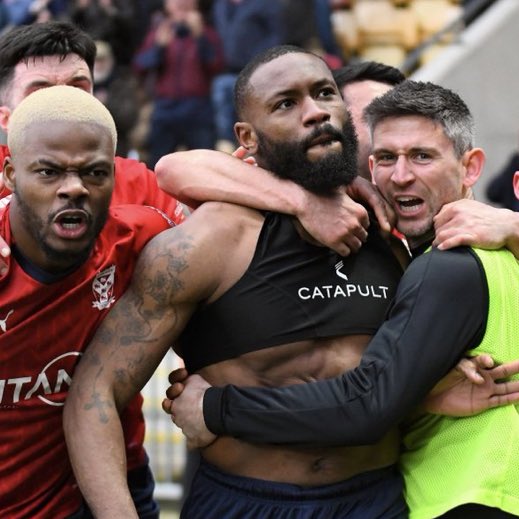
[203,247,488,446]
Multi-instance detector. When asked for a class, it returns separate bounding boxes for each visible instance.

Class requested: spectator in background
[4,0,67,24]
[134,0,224,168]
[282,0,344,69]
[132,0,164,49]
[93,40,140,158]
[211,0,284,153]
[0,4,9,37]
[486,132,519,211]
[68,0,137,65]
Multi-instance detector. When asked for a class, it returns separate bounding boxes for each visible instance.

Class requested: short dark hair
[332,61,405,91]
[0,21,96,103]
[234,45,320,120]
[364,80,474,158]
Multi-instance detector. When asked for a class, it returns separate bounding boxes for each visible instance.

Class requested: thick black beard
[256,120,358,195]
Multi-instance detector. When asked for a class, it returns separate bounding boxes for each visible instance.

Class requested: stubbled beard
[13,191,107,269]
[256,120,358,195]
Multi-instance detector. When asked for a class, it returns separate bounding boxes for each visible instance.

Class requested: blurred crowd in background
[0,0,487,171]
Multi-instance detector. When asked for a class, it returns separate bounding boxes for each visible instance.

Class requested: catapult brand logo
[0,351,82,407]
[297,260,390,301]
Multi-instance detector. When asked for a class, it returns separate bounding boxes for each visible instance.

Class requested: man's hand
[424,355,519,416]
[232,148,392,256]
[433,199,519,256]
[296,178,396,256]
[155,20,173,46]
[162,370,216,449]
[232,145,257,166]
[231,146,369,255]
[345,176,395,234]
[185,10,204,37]
[296,186,370,256]
[296,178,395,257]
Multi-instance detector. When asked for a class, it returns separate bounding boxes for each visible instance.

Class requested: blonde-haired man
[0,85,174,518]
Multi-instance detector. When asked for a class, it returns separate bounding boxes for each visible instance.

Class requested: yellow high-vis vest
[401,247,519,518]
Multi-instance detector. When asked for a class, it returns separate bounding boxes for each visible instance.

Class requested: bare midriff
[198,334,400,486]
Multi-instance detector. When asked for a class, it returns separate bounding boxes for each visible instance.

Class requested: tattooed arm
[63,203,239,518]
[155,150,395,257]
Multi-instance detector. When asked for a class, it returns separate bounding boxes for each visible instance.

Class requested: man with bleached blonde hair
[0,85,175,518]
[8,85,117,155]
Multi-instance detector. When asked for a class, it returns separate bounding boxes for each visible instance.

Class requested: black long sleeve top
[203,247,488,446]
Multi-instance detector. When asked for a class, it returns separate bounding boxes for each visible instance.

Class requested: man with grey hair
[166,80,519,518]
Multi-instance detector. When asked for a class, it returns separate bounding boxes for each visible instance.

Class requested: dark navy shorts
[180,460,408,518]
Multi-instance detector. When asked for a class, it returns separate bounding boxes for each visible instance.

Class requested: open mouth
[307,134,338,148]
[60,214,85,228]
[53,210,89,239]
[395,196,424,213]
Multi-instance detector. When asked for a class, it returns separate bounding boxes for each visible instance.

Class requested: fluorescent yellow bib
[400,248,519,518]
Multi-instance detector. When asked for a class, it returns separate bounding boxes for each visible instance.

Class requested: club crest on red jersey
[92,265,116,310]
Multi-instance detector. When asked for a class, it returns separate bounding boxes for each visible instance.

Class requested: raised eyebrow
[68,75,92,85]
[372,147,437,157]
[22,79,55,93]
[313,78,338,91]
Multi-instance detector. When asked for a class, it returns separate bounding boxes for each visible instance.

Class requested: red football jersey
[0,203,174,518]
[0,145,186,225]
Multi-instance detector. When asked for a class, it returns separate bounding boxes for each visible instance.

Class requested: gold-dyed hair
[8,85,117,156]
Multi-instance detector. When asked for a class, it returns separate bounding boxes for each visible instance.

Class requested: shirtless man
[63,45,409,518]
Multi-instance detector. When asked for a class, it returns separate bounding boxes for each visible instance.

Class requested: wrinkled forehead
[9,54,93,100]
[2,56,92,115]
[249,53,334,100]
[14,54,92,77]
[371,115,452,152]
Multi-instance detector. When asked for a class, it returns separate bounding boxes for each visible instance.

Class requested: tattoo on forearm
[81,228,195,422]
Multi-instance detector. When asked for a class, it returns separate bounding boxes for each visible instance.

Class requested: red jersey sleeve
[112,156,186,225]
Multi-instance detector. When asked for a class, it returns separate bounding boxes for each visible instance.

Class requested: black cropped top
[178,212,404,372]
